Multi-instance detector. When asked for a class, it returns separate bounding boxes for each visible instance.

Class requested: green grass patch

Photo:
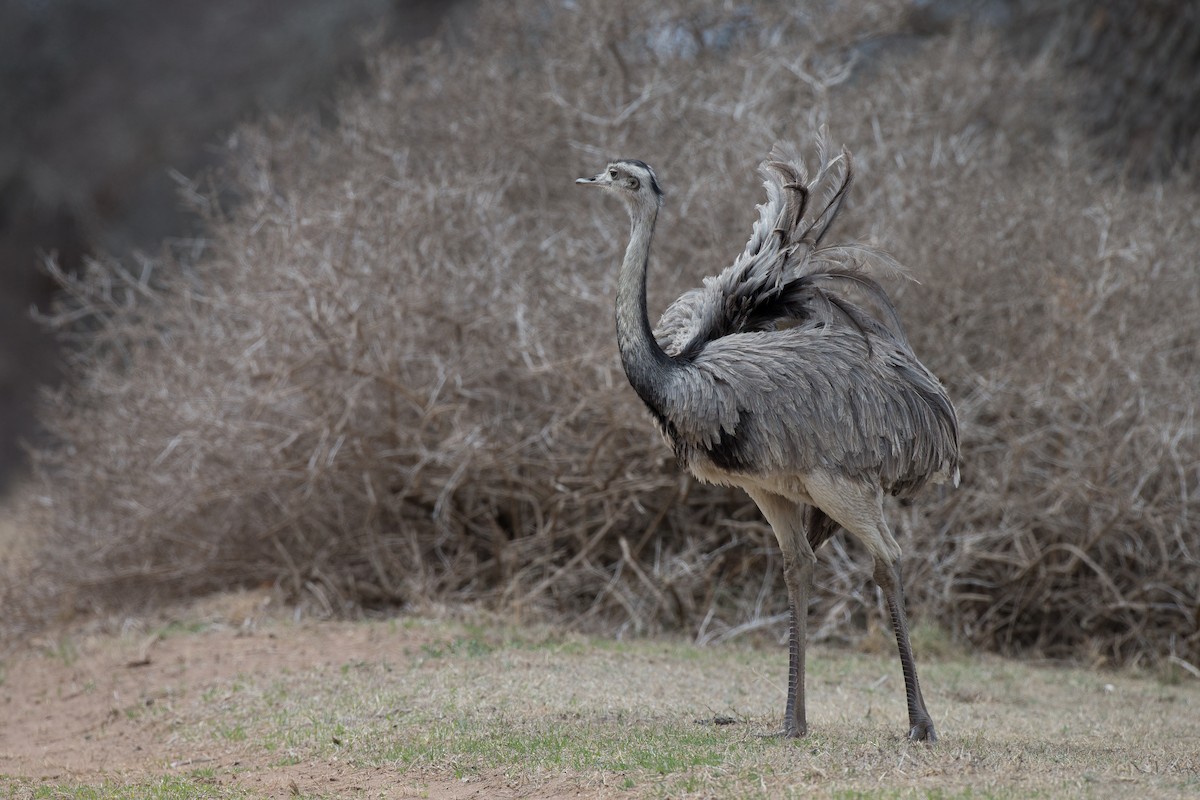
[380,715,734,776]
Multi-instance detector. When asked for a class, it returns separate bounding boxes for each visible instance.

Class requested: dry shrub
[10,0,1199,664]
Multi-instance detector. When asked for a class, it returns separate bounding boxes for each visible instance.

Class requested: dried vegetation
[8,0,1199,665]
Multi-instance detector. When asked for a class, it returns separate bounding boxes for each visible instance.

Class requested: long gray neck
[615,199,675,409]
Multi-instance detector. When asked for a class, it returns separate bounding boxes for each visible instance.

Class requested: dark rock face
[0,0,469,490]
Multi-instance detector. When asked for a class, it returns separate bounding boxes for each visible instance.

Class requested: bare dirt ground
[2,598,378,792]
[0,593,578,799]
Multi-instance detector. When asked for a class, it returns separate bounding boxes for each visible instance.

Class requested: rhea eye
[608,168,618,179]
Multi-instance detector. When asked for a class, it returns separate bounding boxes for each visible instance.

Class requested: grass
[8,614,1184,799]
[262,625,1199,796]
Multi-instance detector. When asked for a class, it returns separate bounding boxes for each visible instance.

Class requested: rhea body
[576,147,959,741]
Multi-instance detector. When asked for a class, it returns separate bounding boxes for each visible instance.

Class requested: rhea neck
[615,193,677,409]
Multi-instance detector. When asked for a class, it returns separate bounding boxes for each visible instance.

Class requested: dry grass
[1,610,1198,798]
[7,0,1199,665]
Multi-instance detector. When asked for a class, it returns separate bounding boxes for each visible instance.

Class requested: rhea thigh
[802,471,901,564]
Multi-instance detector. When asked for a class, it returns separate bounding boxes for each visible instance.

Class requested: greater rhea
[576,143,959,741]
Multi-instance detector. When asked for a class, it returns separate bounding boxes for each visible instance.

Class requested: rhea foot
[757,722,806,740]
[908,718,937,743]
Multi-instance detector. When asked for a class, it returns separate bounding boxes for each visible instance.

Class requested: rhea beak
[575,172,608,187]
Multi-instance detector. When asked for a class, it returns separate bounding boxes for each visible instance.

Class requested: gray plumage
[577,141,959,742]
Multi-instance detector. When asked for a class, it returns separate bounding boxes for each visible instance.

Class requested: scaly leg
[748,491,816,738]
[873,558,936,742]
[782,552,815,737]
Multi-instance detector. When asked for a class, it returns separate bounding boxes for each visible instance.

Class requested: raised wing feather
[654,143,912,360]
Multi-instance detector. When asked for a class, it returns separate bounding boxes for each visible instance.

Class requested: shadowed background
[0,0,473,488]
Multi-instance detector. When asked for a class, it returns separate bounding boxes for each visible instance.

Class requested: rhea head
[576,159,664,210]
